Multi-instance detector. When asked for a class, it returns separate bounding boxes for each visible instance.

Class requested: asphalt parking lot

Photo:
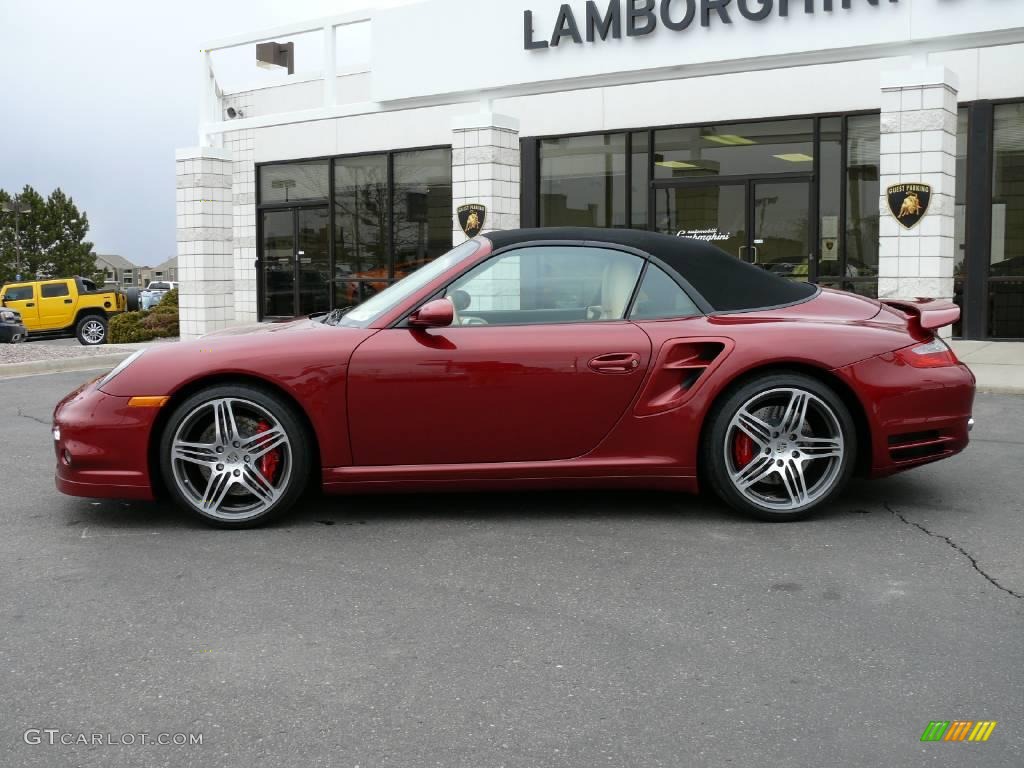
[0,369,1021,768]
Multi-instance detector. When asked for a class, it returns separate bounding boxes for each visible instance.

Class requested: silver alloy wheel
[170,397,292,522]
[724,387,845,512]
[81,319,105,344]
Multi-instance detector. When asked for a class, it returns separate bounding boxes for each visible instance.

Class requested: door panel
[2,284,38,327]
[347,324,653,465]
[751,181,812,281]
[261,210,295,317]
[38,282,74,329]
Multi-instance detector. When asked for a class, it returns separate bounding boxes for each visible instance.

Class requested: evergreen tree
[0,185,96,284]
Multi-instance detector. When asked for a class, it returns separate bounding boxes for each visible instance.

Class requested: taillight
[895,338,959,368]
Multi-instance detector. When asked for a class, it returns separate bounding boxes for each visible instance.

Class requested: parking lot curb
[0,352,133,380]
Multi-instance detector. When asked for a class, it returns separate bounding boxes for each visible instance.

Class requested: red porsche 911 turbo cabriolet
[54,228,975,527]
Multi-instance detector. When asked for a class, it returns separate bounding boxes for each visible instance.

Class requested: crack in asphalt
[16,408,50,426]
[885,502,1022,600]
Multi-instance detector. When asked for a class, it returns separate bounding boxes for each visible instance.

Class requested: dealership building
[177,0,1024,341]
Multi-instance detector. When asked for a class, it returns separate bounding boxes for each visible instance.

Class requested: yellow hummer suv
[0,277,138,345]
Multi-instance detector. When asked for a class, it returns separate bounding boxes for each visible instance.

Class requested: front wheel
[76,315,108,346]
[159,384,311,528]
[703,373,855,522]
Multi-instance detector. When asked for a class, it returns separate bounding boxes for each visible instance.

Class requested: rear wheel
[159,384,311,528]
[76,315,108,345]
[703,373,855,521]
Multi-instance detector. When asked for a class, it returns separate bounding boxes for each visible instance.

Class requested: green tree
[0,185,96,284]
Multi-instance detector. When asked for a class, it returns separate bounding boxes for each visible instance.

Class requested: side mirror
[408,298,454,329]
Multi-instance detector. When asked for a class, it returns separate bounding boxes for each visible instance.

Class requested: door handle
[64,299,73,304]
[589,352,641,374]
[25,302,35,307]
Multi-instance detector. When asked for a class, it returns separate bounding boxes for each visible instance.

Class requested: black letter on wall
[627,0,658,36]
[551,4,583,45]
[701,0,733,25]
[738,0,772,19]
[661,0,696,30]
[524,10,549,49]
[586,0,622,40]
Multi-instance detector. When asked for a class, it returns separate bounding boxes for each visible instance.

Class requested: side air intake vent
[635,338,732,416]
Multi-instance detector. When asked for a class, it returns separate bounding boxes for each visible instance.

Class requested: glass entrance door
[655,183,747,260]
[260,207,330,318]
[261,210,295,317]
[296,208,330,315]
[751,180,812,280]
[655,178,812,280]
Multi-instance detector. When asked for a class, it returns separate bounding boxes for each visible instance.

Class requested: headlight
[97,349,146,389]
[0,309,16,322]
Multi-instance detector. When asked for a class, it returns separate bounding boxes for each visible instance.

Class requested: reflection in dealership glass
[324,239,480,327]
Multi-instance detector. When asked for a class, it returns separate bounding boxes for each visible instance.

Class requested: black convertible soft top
[483,227,817,313]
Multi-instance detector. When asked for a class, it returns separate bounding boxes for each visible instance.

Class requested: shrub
[109,311,152,343]
[158,288,178,309]
[109,288,179,343]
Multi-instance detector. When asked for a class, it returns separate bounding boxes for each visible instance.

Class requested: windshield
[332,240,481,327]
[148,282,170,291]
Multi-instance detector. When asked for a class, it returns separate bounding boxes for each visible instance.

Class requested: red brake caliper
[255,420,280,483]
[733,432,755,468]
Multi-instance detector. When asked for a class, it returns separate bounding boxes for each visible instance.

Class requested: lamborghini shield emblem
[887,183,932,230]
[457,203,486,238]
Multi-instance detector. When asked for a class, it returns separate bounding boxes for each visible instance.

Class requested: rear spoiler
[880,297,960,332]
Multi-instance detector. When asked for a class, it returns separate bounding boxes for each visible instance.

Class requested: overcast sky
[0,0,383,266]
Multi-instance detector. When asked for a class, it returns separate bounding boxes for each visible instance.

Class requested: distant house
[139,257,178,286]
[94,253,139,287]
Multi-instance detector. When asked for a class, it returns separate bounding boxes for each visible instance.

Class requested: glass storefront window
[631,131,649,228]
[260,161,330,204]
[818,117,843,281]
[258,148,453,319]
[954,108,969,337]
[540,134,626,228]
[991,102,1024,338]
[845,114,880,296]
[334,154,389,291]
[654,120,814,180]
[393,148,453,278]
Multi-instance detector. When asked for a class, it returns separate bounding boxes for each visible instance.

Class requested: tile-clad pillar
[452,112,521,246]
[175,147,234,340]
[878,67,959,335]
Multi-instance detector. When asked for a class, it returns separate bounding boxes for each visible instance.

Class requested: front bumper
[0,322,27,343]
[836,353,976,477]
[53,377,158,500]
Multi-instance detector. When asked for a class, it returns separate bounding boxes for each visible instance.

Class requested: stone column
[452,112,521,246]
[175,147,235,340]
[878,67,959,334]
[223,119,257,324]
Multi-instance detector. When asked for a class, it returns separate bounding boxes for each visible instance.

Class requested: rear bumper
[52,378,158,500]
[836,354,975,477]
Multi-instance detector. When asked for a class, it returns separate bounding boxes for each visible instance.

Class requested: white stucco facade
[179,0,1024,339]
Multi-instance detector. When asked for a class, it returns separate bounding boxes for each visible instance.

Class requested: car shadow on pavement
[56,475,929,533]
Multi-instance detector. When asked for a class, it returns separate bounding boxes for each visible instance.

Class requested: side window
[629,264,701,320]
[445,246,643,325]
[4,285,34,301]
[40,282,70,298]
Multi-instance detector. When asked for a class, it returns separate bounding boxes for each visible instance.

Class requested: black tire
[702,372,856,522]
[159,383,311,529]
[75,314,108,346]
[125,287,140,312]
